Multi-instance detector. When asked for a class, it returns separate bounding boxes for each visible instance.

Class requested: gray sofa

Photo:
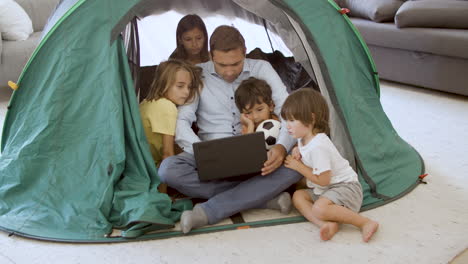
[337,0,468,96]
[0,0,59,89]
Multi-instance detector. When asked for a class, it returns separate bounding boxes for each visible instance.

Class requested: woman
[169,14,210,65]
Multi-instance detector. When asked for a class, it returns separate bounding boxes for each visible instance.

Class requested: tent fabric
[0,0,191,241]
[278,0,423,205]
[0,0,423,242]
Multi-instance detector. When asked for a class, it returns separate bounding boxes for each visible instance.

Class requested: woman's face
[180,27,205,57]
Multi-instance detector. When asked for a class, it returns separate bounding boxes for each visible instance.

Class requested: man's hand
[291,146,301,160]
[262,144,287,175]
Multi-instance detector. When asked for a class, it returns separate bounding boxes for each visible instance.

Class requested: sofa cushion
[334,0,405,22]
[15,0,60,32]
[395,1,468,29]
[351,17,468,60]
[0,0,33,40]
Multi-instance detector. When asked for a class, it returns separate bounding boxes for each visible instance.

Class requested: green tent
[0,0,424,242]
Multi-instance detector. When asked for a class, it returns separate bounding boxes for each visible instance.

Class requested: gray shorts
[307,181,363,212]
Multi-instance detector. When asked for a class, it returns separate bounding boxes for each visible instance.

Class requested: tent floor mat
[110,209,307,242]
[3,209,307,243]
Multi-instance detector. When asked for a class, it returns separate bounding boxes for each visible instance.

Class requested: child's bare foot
[319,222,339,241]
[362,220,379,242]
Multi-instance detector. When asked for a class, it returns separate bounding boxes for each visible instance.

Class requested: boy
[234,77,279,134]
[281,88,379,242]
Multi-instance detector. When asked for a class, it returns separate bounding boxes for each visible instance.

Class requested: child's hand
[240,113,253,127]
[284,155,303,171]
[240,113,255,134]
[291,146,301,160]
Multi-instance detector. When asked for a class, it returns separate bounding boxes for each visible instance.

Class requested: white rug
[0,81,467,264]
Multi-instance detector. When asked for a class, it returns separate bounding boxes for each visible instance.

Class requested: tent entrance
[120,0,363,192]
[119,0,423,208]
[0,0,423,243]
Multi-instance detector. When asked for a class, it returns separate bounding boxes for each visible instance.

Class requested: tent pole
[262,19,275,53]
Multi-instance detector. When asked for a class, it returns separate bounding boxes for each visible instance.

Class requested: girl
[140,59,202,169]
[169,14,210,65]
[281,88,379,242]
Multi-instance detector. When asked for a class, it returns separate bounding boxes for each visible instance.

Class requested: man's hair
[169,14,209,63]
[209,25,246,55]
[281,88,330,135]
[146,59,203,104]
[235,77,273,112]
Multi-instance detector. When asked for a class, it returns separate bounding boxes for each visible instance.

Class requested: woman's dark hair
[169,14,209,63]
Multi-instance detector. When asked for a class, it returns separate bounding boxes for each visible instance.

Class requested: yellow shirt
[139,98,178,166]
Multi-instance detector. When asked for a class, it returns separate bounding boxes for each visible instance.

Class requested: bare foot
[319,222,339,241]
[362,220,379,242]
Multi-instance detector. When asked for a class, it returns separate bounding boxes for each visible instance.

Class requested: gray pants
[159,152,302,224]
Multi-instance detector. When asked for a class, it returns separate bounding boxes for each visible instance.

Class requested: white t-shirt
[298,133,358,195]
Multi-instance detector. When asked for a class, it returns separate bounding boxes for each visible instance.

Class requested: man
[159,25,301,233]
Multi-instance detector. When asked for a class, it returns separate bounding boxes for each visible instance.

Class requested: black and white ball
[256,119,281,150]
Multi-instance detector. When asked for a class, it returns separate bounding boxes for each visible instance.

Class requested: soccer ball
[256,119,281,150]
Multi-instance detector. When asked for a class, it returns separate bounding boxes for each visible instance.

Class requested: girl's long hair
[169,14,210,63]
[145,59,203,104]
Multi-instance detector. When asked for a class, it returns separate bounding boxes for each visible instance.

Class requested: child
[234,77,279,134]
[281,88,379,242]
[169,14,210,65]
[233,76,291,212]
[139,59,202,184]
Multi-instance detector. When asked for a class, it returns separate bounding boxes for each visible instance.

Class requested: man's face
[212,48,245,83]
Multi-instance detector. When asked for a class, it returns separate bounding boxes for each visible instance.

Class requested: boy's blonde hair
[281,88,330,135]
[145,59,202,104]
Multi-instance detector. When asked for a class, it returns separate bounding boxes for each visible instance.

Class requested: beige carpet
[0,81,467,263]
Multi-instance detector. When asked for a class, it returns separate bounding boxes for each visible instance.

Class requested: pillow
[0,0,34,41]
[395,1,468,29]
[334,0,405,22]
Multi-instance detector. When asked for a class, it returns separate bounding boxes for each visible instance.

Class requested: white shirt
[298,133,358,195]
